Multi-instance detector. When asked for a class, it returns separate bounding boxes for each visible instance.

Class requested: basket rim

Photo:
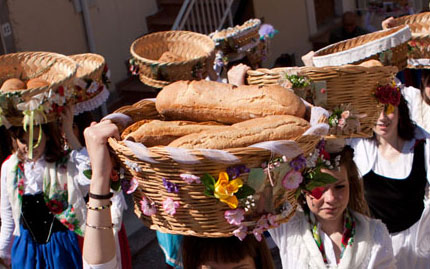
[210,18,261,42]
[0,51,77,99]
[69,53,105,80]
[130,30,215,66]
[313,25,411,67]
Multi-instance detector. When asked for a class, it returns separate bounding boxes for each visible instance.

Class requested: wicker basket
[70,53,110,114]
[108,100,320,237]
[210,19,261,57]
[247,67,302,86]
[313,25,411,70]
[0,51,77,126]
[392,11,430,25]
[130,31,215,88]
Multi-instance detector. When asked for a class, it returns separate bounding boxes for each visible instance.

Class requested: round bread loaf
[156,80,306,124]
[26,78,50,89]
[0,78,26,92]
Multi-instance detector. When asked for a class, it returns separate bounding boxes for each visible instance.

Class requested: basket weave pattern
[108,101,319,237]
[130,31,215,88]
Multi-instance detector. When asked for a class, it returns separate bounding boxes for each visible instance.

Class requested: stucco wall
[253,0,313,67]
[7,0,158,87]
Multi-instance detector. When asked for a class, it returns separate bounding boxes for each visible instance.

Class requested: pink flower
[140,197,156,216]
[282,170,303,190]
[338,117,346,128]
[224,208,245,226]
[126,177,139,194]
[253,227,264,242]
[233,225,248,241]
[256,215,269,230]
[320,88,326,94]
[179,174,201,184]
[163,197,179,216]
[341,110,350,119]
[267,214,278,227]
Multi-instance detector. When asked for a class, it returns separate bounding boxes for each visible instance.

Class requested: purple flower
[226,165,250,179]
[162,178,179,193]
[179,174,201,184]
[163,198,179,216]
[282,170,303,190]
[233,225,248,241]
[123,177,138,194]
[252,227,264,242]
[289,155,307,171]
[224,208,245,226]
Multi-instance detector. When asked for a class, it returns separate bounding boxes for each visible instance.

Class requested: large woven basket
[130,31,215,88]
[391,13,430,69]
[247,65,398,138]
[70,53,110,115]
[0,51,77,126]
[108,100,320,237]
[313,25,411,70]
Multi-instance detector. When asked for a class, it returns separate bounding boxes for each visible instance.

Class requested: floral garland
[327,104,364,135]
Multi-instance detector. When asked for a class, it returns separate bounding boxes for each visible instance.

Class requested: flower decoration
[233,225,248,241]
[180,173,201,184]
[258,24,278,40]
[252,227,264,242]
[129,58,139,76]
[285,74,311,89]
[140,197,156,216]
[201,170,255,209]
[224,208,245,226]
[122,177,139,195]
[327,104,364,135]
[162,178,179,193]
[267,214,278,227]
[282,170,303,190]
[124,160,142,172]
[163,197,179,216]
[226,165,250,179]
[374,83,401,114]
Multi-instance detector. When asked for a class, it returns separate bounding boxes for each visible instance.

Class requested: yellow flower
[214,172,243,209]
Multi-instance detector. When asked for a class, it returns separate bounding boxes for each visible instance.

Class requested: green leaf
[201,173,216,192]
[83,169,92,179]
[295,188,302,200]
[203,188,215,198]
[236,184,256,199]
[111,180,121,192]
[305,171,337,191]
[247,168,266,191]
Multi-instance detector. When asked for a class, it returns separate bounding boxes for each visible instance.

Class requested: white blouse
[0,149,91,260]
[269,210,395,269]
[403,86,430,133]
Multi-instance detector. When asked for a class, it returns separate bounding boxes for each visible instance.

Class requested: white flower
[87,81,99,94]
[125,160,142,172]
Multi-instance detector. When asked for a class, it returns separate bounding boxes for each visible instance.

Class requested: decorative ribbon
[22,106,47,160]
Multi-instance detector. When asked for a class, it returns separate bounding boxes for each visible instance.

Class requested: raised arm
[83,120,120,266]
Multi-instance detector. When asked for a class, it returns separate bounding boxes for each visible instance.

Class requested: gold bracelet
[86,222,114,230]
[86,202,112,211]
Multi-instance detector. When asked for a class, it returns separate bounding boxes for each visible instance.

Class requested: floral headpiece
[282,140,340,200]
[374,82,401,114]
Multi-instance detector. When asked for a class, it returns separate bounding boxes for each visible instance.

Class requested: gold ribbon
[22,106,47,160]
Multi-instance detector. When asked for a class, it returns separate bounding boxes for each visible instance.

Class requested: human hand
[382,17,395,30]
[84,120,119,191]
[227,64,250,86]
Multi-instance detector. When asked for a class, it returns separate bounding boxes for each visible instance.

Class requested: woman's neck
[317,216,344,236]
[376,132,404,152]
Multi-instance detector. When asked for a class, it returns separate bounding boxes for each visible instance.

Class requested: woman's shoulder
[353,211,390,242]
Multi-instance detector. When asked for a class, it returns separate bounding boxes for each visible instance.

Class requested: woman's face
[16,126,47,161]
[200,255,255,269]
[373,106,399,139]
[305,165,350,223]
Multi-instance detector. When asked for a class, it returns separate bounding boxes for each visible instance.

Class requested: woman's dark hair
[73,111,94,145]
[420,69,430,105]
[8,122,65,163]
[299,146,370,216]
[182,235,274,269]
[397,94,416,141]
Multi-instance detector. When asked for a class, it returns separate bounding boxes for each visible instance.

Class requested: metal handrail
[172,0,234,34]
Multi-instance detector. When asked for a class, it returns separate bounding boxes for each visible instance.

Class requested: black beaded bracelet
[89,192,113,200]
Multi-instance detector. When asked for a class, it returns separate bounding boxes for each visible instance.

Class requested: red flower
[319,148,330,161]
[110,170,119,182]
[375,85,400,106]
[58,86,64,96]
[47,200,64,214]
[309,186,325,200]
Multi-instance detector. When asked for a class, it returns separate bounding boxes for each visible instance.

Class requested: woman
[402,69,430,132]
[269,146,395,268]
[349,92,430,268]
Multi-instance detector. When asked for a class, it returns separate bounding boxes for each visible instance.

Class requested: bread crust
[155,80,306,124]
[168,115,310,149]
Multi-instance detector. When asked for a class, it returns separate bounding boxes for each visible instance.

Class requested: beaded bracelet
[86,223,114,230]
[87,202,112,211]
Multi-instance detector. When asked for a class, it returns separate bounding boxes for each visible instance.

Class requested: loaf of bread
[1,78,25,92]
[168,115,310,149]
[156,80,306,124]
[124,119,228,147]
[26,78,50,89]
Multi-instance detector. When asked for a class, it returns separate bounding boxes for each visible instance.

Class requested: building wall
[253,0,313,67]
[6,0,158,87]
